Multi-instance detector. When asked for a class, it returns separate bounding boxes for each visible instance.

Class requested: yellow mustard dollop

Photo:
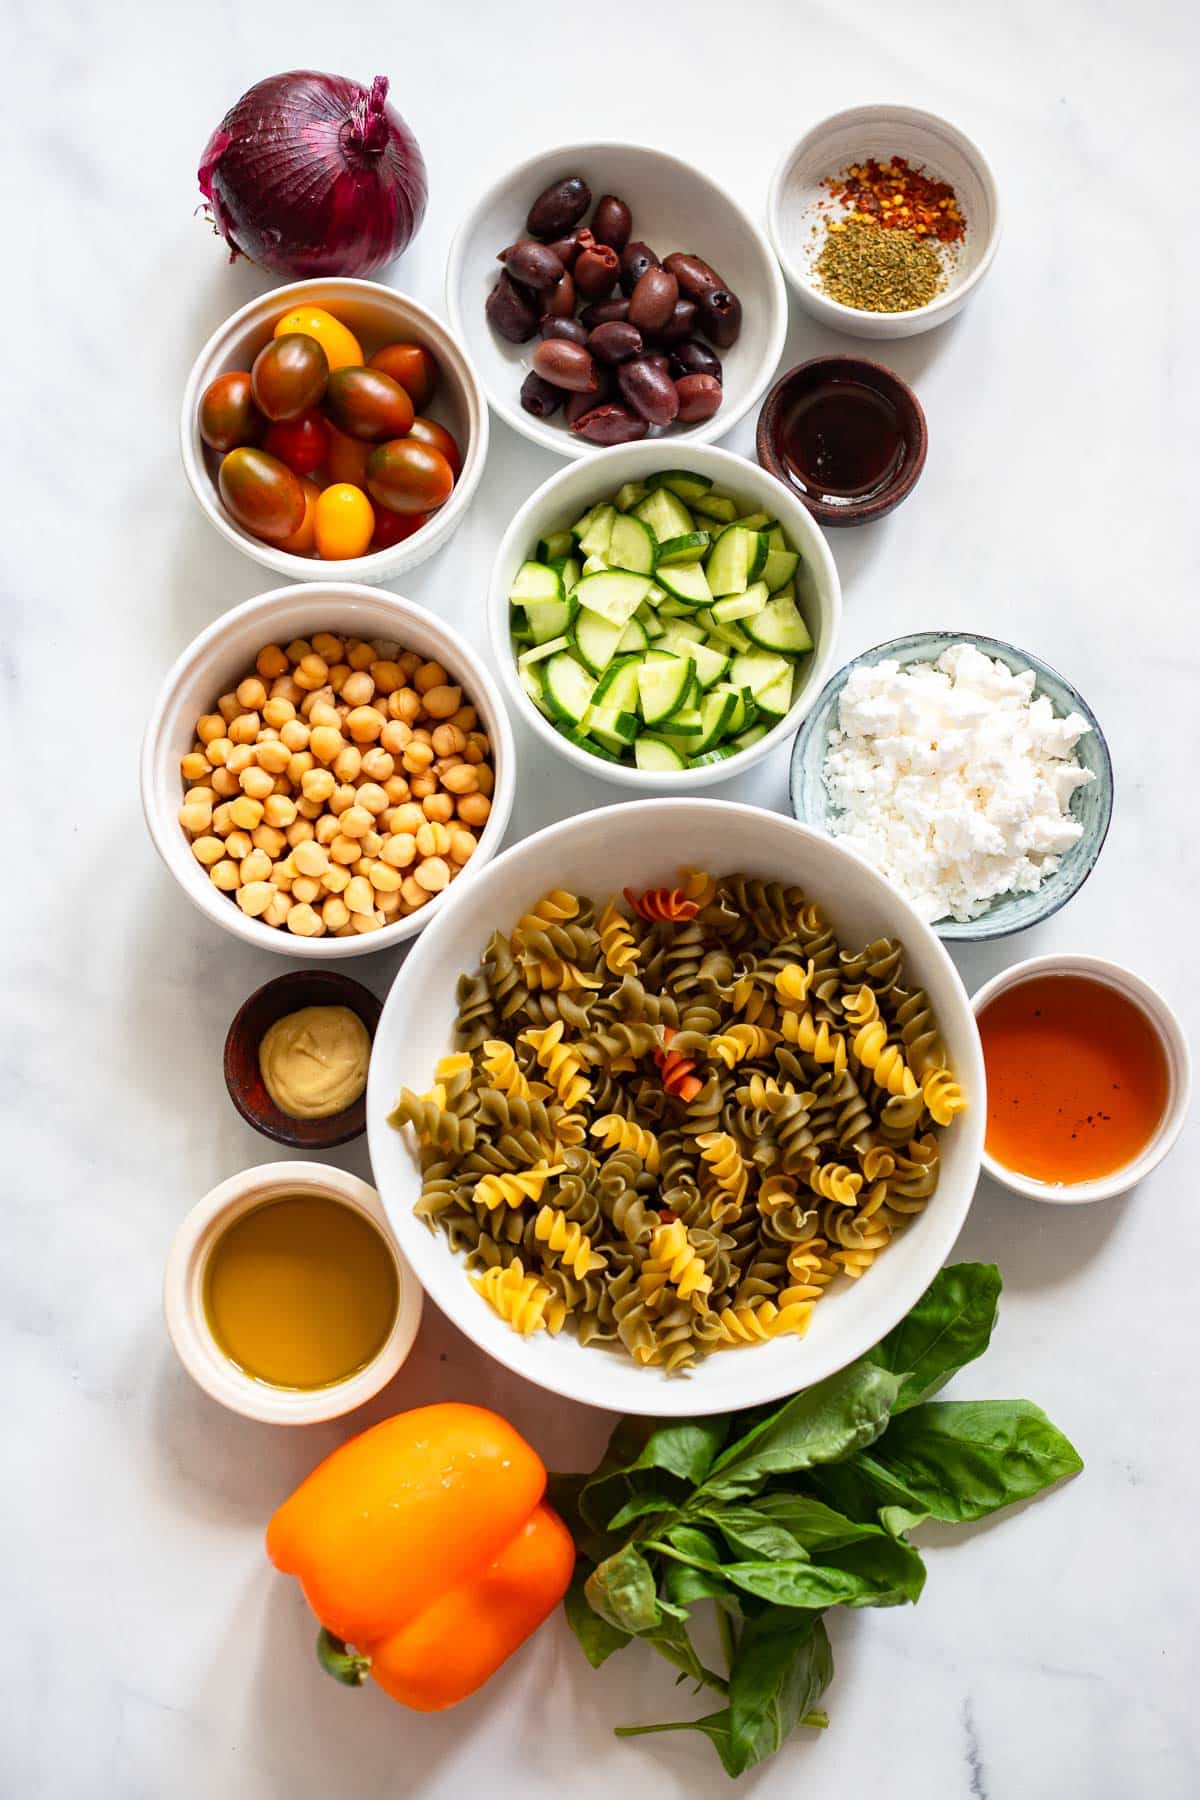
[258,1006,371,1119]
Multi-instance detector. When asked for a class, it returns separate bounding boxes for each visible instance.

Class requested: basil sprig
[554,1263,1081,1779]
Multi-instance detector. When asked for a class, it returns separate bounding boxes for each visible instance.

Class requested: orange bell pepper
[266,1402,574,1712]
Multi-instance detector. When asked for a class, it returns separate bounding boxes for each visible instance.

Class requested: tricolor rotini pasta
[392,871,966,1374]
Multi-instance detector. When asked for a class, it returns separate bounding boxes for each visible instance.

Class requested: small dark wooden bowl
[756,356,927,528]
[223,970,382,1149]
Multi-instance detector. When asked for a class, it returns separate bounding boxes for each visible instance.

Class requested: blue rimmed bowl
[788,631,1113,942]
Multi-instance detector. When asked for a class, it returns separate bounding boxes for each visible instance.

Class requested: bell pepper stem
[316,1628,372,1687]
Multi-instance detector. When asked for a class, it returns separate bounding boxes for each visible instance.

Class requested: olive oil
[204,1195,399,1389]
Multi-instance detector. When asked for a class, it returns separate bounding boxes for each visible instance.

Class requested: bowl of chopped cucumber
[489,443,842,787]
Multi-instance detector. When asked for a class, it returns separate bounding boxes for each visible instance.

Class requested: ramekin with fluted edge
[972,954,1191,1204]
[140,584,514,958]
[448,140,788,459]
[163,1161,423,1424]
[488,442,841,790]
[181,278,488,583]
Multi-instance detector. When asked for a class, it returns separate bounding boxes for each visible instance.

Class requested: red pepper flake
[823,156,966,244]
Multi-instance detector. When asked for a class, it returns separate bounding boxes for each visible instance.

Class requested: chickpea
[240,849,272,885]
[311,632,344,663]
[412,727,433,747]
[388,802,425,836]
[422,792,454,825]
[422,684,462,720]
[252,825,287,859]
[413,821,448,858]
[294,798,323,822]
[448,827,477,865]
[309,725,343,766]
[263,794,296,829]
[262,695,295,729]
[457,793,492,828]
[370,660,403,696]
[323,864,350,895]
[328,783,356,816]
[285,639,312,665]
[293,653,329,692]
[291,876,321,905]
[431,723,467,758]
[191,835,224,867]
[210,859,240,891]
[269,675,302,706]
[286,903,323,937]
[181,751,210,783]
[236,675,268,712]
[442,763,478,797]
[377,885,403,918]
[401,740,434,777]
[413,660,447,694]
[239,766,275,802]
[415,856,451,893]
[286,817,315,847]
[360,747,394,782]
[381,720,412,757]
[196,712,225,745]
[333,745,363,784]
[228,796,262,832]
[204,736,232,769]
[314,813,339,846]
[474,764,495,797]
[210,766,239,798]
[225,744,254,777]
[179,799,212,834]
[309,700,342,732]
[368,861,402,893]
[280,718,310,753]
[449,705,478,733]
[300,766,335,804]
[344,875,375,915]
[346,639,375,671]
[384,776,411,805]
[255,740,291,777]
[381,833,416,870]
[271,860,294,892]
[354,781,388,817]
[341,670,376,707]
[328,663,350,695]
[388,687,421,725]
[351,911,384,935]
[408,773,436,800]
[287,751,316,785]
[292,839,329,879]
[338,805,373,840]
[225,829,253,861]
[263,891,292,928]
[345,705,385,745]
[228,712,260,747]
[400,875,432,910]
[211,802,235,836]
[330,834,361,866]
[256,644,289,680]
[322,895,350,931]
[398,649,421,676]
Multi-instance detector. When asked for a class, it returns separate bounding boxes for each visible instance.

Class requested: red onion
[198,71,427,278]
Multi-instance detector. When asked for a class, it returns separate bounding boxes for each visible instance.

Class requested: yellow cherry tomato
[315,483,375,560]
[273,306,363,372]
[278,478,321,555]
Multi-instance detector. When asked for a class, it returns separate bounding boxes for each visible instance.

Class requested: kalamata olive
[566,366,616,424]
[542,269,576,319]
[580,298,630,328]
[655,298,697,345]
[250,333,328,422]
[486,271,538,343]
[620,241,661,295]
[674,374,724,423]
[323,367,415,441]
[526,175,591,240]
[639,352,671,372]
[532,339,599,394]
[662,251,727,301]
[547,234,582,269]
[198,371,264,452]
[498,239,566,290]
[618,356,680,428]
[540,316,589,345]
[627,267,679,332]
[697,287,743,349]
[588,321,643,364]
[591,194,633,254]
[670,338,723,384]
[569,403,649,445]
[218,447,306,542]
[574,244,620,300]
[520,371,565,419]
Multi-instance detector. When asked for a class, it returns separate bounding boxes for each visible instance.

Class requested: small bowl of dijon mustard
[224,970,382,1148]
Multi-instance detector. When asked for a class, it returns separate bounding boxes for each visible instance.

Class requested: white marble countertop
[7,3,1198,1795]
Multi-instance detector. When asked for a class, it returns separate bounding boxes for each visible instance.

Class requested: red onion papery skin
[198,72,427,278]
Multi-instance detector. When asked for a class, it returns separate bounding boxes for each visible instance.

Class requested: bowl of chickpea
[140,585,515,956]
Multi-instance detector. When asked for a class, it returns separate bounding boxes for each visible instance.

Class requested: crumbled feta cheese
[823,643,1094,923]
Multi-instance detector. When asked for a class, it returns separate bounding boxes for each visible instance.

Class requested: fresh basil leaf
[821,1533,926,1607]
[579,1417,726,1532]
[752,1493,885,1552]
[643,1618,729,1694]
[564,1563,632,1668]
[696,1360,904,1503]
[699,1505,809,1562]
[723,1559,884,1609]
[726,1608,834,1775]
[606,1490,679,1532]
[659,1524,742,1619]
[879,1504,929,1539]
[616,1709,740,1778]
[862,1400,1084,1522]
[663,1522,725,1565]
[586,1543,662,1635]
[868,1263,1002,1411]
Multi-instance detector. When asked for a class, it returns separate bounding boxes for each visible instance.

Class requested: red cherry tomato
[371,506,428,550]
[264,410,330,477]
[368,342,438,411]
[407,416,462,478]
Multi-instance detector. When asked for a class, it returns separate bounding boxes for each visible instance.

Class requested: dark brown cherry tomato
[406,416,462,478]
[199,371,264,452]
[250,334,328,422]
[366,440,455,515]
[218,447,306,542]
[323,367,415,442]
[324,423,370,488]
[367,342,439,411]
[371,504,429,550]
[263,409,330,477]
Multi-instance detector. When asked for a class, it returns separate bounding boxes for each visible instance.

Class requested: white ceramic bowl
[447,141,788,458]
[366,799,986,1417]
[972,954,1191,1204]
[141,584,515,959]
[489,443,842,790]
[181,278,489,583]
[768,105,1001,340]
[163,1161,423,1424]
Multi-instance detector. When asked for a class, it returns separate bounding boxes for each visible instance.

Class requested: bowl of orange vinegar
[972,954,1191,1203]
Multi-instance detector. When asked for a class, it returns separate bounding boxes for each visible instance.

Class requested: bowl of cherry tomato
[182,279,489,584]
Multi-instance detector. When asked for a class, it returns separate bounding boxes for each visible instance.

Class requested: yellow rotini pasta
[678,867,717,907]
[480,1039,542,1102]
[841,984,880,1030]
[708,1023,778,1069]
[474,1161,565,1210]
[470,1259,567,1335]
[515,888,580,934]
[520,1020,591,1110]
[714,1297,814,1345]
[533,1205,606,1279]
[774,961,817,1009]
[806,1162,864,1206]
[850,1020,919,1098]
[695,1131,750,1211]
[780,1009,848,1075]
[597,895,639,975]
[922,1066,968,1125]
[589,1114,660,1171]
[638,1219,712,1306]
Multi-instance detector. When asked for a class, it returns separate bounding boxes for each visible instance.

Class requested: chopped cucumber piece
[537,530,574,562]
[700,609,753,652]
[520,663,552,716]
[636,655,693,725]
[689,746,738,767]
[615,617,649,655]
[657,705,704,738]
[588,706,640,752]
[581,553,608,576]
[577,504,617,558]
[658,616,705,645]
[550,554,582,593]
[661,635,730,689]
[615,480,650,512]
[690,688,738,753]
[572,608,627,675]
[524,595,578,643]
[762,546,801,591]
[769,579,796,605]
[543,653,597,727]
[712,682,756,736]
[570,501,603,539]
[593,657,641,711]
[609,513,656,576]
[751,667,796,720]
[651,470,713,504]
[655,597,692,618]
[518,634,571,667]
[693,491,738,523]
[742,595,814,655]
[729,650,791,697]
[732,722,770,751]
[655,560,712,606]
[640,609,665,641]
[706,527,767,596]
[572,570,653,626]
[711,581,769,624]
[655,531,710,566]
[566,728,621,762]
[765,524,786,550]
[729,511,775,533]
[634,487,695,543]
[634,736,687,772]
[509,561,564,605]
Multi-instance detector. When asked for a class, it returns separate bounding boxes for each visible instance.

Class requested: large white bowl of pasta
[367,799,985,1416]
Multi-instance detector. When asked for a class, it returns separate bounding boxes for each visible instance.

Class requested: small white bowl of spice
[768,105,1000,339]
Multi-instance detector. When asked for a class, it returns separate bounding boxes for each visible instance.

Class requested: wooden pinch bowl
[224,970,382,1149]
